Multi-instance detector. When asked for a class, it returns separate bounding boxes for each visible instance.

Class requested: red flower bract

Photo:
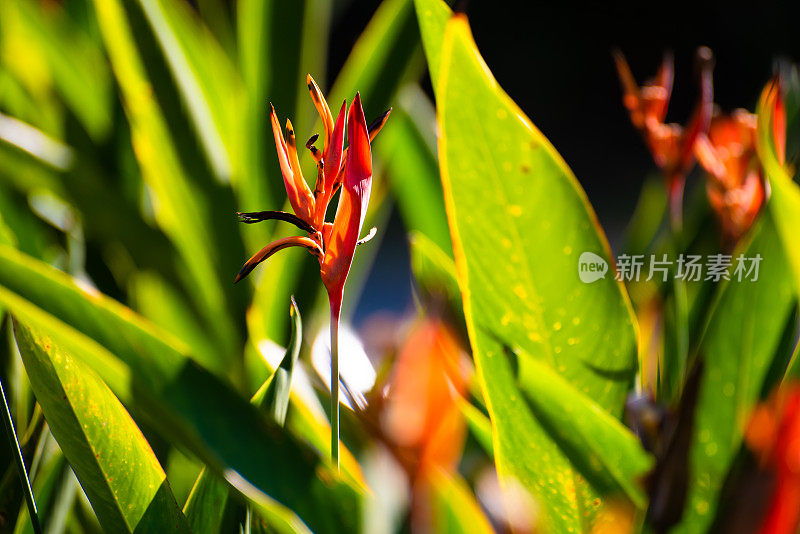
[614,49,714,229]
[320,93,372,315]
[234,76,389,470]
[234,76,389,294]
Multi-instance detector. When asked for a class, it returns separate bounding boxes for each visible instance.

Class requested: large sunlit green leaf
[13,321,190,533]
[0,243,362,533]
[418,5,641,530]
[518,357,652,508]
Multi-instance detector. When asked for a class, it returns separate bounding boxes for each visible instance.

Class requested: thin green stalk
[0,378,42,534]
[330,308,340,471]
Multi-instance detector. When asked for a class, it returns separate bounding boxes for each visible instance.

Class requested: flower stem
[330,303,340,471]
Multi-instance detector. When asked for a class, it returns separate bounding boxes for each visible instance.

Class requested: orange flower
[745,384,800,534]
[614,49,714,229]
[694,79,786,246]
[234,76,390,468]
[694,110,766,245]
[234,76,390,292]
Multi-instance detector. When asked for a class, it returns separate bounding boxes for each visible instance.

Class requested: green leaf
[419,7,640,529]
[675,212,796,532]
[0,243,362,534]
[13,320,190,533]
[12,446,68,534]
[182,469,228,534]
[409,231,463,326]
[0,0,112,140]
[329,0,421,121]
[426,469,494,534]
[135,0,242,181]
[252,297,302,424]
[458,398,493,459]
[128,272,220,376]
[185,297,307,534]
[380,87,452,254]
[757,85,800,296]
[517,356,653,508]
[91,0,237,367]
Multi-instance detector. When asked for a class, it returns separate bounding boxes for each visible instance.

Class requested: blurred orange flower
[384,318,469,476]
[745,383,800,534]
[614,49,714,228]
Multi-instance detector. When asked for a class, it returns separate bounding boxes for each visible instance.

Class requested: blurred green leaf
[252,297,302,424]
[136,0,242,181]
[0,243,362,533]
[380,87,451,253]
[426,468,494,534]
[622,176,667,258]
[418,6,640,529]
[409,231,461,323]
[757,85,800,297]
[128,271,220,376]
[0,112,74,172]
[182,468,228,534]
[413,0,451,83]
[13,321,190,533]
[676,212,796,532]
[0,0,112,140]
[458,397,493,459]
[92,0,238,370]
[329,0,421,120]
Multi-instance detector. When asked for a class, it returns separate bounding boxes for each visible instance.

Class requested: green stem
[330,303,340,471]
[0,378,42,534]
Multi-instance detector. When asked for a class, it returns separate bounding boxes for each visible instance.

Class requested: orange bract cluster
[384,318,468,475]
[615,51,788,244]
[695,110,766,244]
[235,75,390,308]
[614,49,713,227]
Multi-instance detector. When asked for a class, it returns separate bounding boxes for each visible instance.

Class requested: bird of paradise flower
[234,75,390,469]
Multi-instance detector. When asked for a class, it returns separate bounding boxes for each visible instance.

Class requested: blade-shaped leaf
[518,356,653,508]
[425,468,494,534]
[13,321,190,533]
[0,0,112,140]
[92,0,237,366]
[380,87,452,254]
[252,297,302,424]
[419,5,640,529]
[185,297,308,534]
[0,243,362,533]
[409,231,462,326]
[675,212,796,532]
[329,0,421,121]
[135,0,242,181]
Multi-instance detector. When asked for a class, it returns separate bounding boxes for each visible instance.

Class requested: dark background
[329,0,800,320]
